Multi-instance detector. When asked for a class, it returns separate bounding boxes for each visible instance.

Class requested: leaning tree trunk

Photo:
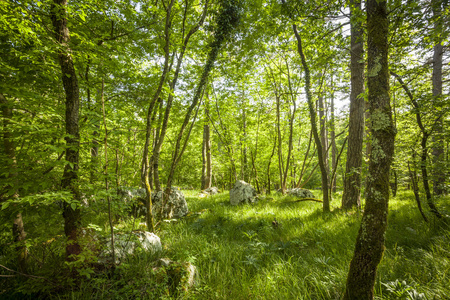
[293,25,329,212]
[51,0,82,259]
[164,0,240,208]
[390,71,442,218]
[344,1,395,299]
[342,0,365,209]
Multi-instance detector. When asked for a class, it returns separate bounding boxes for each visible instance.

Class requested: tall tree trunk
[408,160,428,222]
[267,135,277,194]
[390,71,442,218]
[293,25,329,212]
[51,0,82,259]
[1,93,27,271]
[100,79,115,265]
[276,95,285,193]
[152,1,208,192]
[283,62,297,191]
[318,94,329,184]
[201,98,212,190]
[342,0,365,209]
[431,0,445,195]
[330,89,337,193]
[142,0,175,231]
[344,1,395,298]
[164,0,240,213]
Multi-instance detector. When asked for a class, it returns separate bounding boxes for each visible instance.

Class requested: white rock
[230,180,257,205]
[287,188,315,199]
[100,231,161,263]
[152,187,188,219]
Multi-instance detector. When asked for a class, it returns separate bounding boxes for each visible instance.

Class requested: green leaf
[1,201,10,210]
[71,202,77,211]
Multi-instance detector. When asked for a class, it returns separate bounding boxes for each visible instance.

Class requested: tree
[344,0,395,298]
[163,0,241,215]
[342,0,365,209]
[431,0,446,195]
[51,0,82,259]
[293,24,330,212]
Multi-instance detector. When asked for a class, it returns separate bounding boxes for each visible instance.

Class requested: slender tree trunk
[318,94,329,184]
[293,25,329,212]
[342,0,365,209]
[51,0,82,258]
[276,95,285,193]
[344,1,395,298]
[408,160,428,222]
[164,0,240,198]
[283,62,297,191]
[1,93,27,271]
[100,79,115,264]
[142,0,175,231]
[431,0,445,195]
[152,2,208,193]
[201,101,212,190]
[267,135,277,194]
[390,71,442,218]
[330,90,337,193]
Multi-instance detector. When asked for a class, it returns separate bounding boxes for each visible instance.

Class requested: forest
[0,0,449,299]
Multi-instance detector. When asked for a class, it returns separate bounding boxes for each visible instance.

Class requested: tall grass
[1,190,448,299]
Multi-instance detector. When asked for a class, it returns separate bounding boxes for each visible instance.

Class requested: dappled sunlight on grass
[154,189,449,299]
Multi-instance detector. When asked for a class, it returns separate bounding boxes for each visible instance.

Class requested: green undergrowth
[1,190,449,299]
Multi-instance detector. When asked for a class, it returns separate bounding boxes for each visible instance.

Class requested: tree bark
[330,88,337,193]
[51,0,82,259]
[408,160,428,222]
[342,0,365,209]
[293,25,329,212]
[318,94,329,184]
[344,1,395,298]
[431,0,445,195]
[201,99,212,190]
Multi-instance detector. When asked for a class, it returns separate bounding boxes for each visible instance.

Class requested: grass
[1,189,449,299]
[156,190,449,299]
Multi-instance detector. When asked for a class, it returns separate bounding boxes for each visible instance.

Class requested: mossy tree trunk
[293,24,329,212]
[164,0,241,210]
[342,0,365,209]
[344,0,395,298]
[51,0,82,259]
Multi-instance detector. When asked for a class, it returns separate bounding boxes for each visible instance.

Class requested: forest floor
[1,190,449,299]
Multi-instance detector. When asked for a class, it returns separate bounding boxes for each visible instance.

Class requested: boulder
[154,258,198,296]
[118,187,189,219]
[229,180,257,205]
[100,231,162,263]
[204,186,219,195]
[287,188,315,199]
[152,187,188,219]
[199,186,220,197]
